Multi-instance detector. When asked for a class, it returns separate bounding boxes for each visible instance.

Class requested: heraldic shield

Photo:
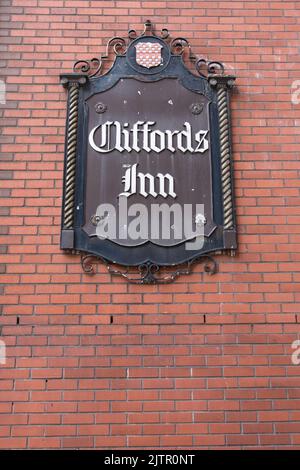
[135,42,163,68]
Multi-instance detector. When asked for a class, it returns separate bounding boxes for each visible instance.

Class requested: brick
[95,436,126,447]
[0,438,27,449]
[127,436,159,447]
[161,435,193,446]
[62,437,94,448]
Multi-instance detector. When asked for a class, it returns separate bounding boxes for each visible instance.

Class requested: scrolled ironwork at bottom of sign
[80,254,217,284]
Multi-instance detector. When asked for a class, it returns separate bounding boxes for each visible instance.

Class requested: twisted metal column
[217,86,234,230]
[63,83,79,228]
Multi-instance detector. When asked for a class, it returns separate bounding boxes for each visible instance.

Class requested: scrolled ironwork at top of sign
[73,19,227,79]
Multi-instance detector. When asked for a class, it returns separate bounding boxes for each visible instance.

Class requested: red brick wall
[1,0,300,449]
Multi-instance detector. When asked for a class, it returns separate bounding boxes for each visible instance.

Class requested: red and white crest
[135,42,163,69]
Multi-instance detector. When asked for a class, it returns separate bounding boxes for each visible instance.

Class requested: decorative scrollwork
[80,254,217,284]
[207,61,225,75]
[72,20,228,79]
[128,29,137,41]
[195,58,225,78]
[170,37,191,56]
[142,19,154,36]
[73,37,127,77]
[107,36,127,56]
[128,20,170,42]
[161,28,169,40]
[81,254,96,274]
[73,57,102,78]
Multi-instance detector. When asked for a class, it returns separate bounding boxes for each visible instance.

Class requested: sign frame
[60,21,237,283]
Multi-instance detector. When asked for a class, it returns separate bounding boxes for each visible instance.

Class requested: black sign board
[60,21,236,283]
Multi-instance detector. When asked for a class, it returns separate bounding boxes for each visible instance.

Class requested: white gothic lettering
[119,163,176,198]
[89,121,209,154]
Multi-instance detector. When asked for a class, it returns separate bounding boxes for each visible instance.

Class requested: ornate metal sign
[60,21,237,283]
